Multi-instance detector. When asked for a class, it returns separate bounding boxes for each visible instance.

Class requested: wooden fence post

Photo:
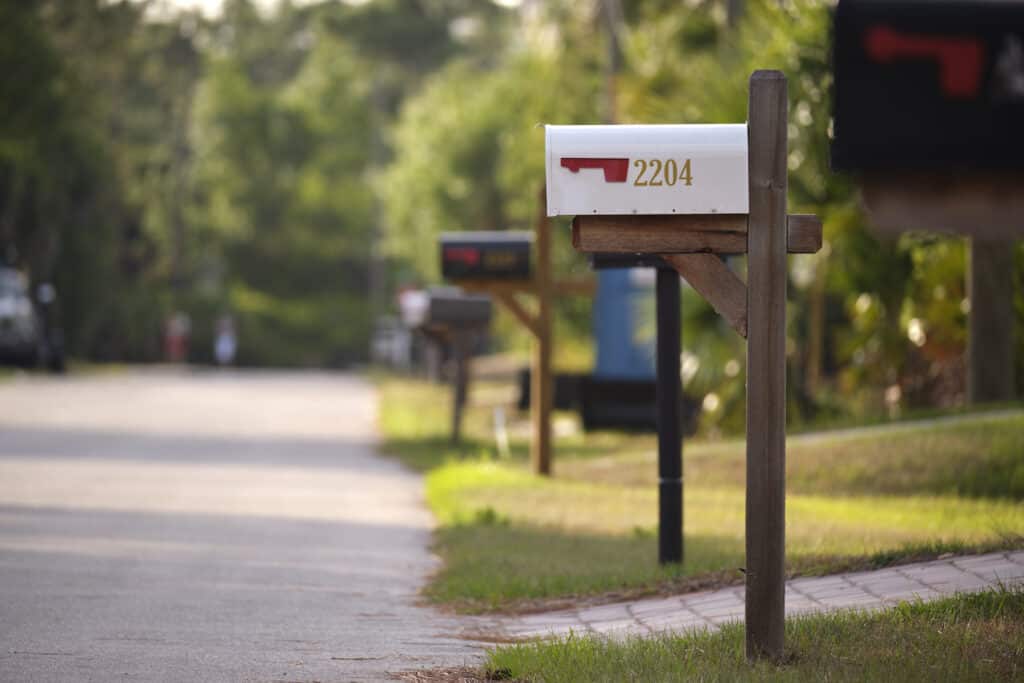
[745,69,788,662]
[532,193,554,476]
[968,238,1016,403]
[450,331,472,444]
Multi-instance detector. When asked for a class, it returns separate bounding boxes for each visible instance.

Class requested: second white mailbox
[545,124,749,217]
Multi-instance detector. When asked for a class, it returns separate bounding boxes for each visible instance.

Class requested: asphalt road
[0,369,483,682]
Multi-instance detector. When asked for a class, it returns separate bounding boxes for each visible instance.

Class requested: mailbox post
[589,253,687,565]
[440,209,593,476]
[655,265,683,565]
[547,71,822,661]
[400,288,493,444]
[832,0,1024,404]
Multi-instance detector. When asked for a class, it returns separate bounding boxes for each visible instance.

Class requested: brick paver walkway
[492,550,1024,640]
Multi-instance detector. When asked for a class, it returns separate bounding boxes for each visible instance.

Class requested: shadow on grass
[382,436,531,473]
[564,413,1024,501]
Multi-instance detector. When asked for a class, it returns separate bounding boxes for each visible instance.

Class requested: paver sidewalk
[490,550,1024,641]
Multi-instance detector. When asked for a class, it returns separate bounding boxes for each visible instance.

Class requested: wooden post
[532,193,554,476]
[656,266,683,564]
[745,70,788,662]
[968,238,1016,403]
[450,331,471,444]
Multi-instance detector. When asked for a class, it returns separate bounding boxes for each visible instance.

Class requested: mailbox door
[545,124,749,217]
[427,294,493,327]
[832,0,1024,170]
[440,232,532,281]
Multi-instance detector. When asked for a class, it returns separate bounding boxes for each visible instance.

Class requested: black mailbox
[400,287,492,330]
[440,232,532,281]
[832,0,1024,171]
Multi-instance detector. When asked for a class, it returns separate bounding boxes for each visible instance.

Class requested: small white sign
[545,124,749,217]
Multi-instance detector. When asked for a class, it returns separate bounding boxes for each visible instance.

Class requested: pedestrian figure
[164,311,191,363]
[214,315,237,366]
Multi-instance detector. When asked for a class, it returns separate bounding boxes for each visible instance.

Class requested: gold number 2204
[633,158,692,187]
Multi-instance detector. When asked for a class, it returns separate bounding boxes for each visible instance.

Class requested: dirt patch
[391,666,516,682]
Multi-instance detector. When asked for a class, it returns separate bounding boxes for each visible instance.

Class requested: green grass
[424,460,1022,611]
[562,412,1024,499]
[485,587,1024,682]
[378,376,1024,613]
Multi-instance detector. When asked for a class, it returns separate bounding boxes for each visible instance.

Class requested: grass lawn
[379,377,1024,613]
[484,587,1024,682]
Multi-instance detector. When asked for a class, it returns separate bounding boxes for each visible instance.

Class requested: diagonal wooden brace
[662,253,749,338]
[569,214,822,338]
[494,290,541,339]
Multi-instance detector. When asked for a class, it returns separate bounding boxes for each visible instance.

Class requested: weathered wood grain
[745,69,788,663]
[968,239,1016,403]
[572,215,747,253]
[786,214,823,254]
[571,213,821,254]
[662,254,748,338]
[532,187,554,477]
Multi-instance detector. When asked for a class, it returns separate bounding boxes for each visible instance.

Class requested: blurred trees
[0,0,520,367]
[380,2,613,349]
[627,0,1020,426]
[0,0,199,360]
[191,3,377,365]
[0,0,1018,419]
[382,0,1021,427]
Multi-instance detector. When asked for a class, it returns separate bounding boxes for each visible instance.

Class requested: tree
[192,12,376,365]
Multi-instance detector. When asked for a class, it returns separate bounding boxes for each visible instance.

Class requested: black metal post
[656,267,683,564]
[450,331,471,444]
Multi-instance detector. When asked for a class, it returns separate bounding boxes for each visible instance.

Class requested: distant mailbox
[400,287,492,330]
[832,0,1024,170]
[440,232,532,281]
[545,124,749,217]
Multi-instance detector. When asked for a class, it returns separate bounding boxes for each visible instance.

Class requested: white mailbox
[545,124,749,217]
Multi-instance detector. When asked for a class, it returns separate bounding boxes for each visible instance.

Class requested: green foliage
[381,49,602,275]
[423,456,1022,611]
[3,0,1021,383]
[566,412,1024,501]
[378,0,1011,424]
[380,47,604,348]
[0,0,184,360]
[192,21,377,365]
[620,0,1023,427]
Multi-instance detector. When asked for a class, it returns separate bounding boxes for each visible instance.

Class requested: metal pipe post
[656,266,683,564]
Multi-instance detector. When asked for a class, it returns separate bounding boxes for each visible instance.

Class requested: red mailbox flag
[559,157,630,182]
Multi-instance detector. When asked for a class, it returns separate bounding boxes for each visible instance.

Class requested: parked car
[0,267,64,372]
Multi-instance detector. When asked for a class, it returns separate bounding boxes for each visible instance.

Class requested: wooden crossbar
[572,214,822,255]
[572,214,746,253]
[565,213,822,339]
